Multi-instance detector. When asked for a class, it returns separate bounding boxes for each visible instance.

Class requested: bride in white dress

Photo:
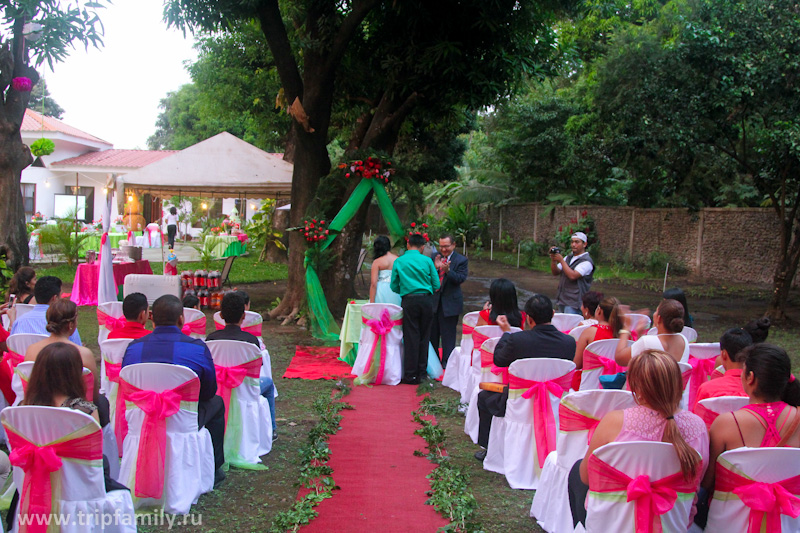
[369,236,401,305]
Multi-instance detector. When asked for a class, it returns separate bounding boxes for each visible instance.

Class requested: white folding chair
[352,303,403,386]
[686,342,721,409]
[464,337,501,443]
[461,325,520,408]
[182,307,207,339]
[442,311,481,395]
[212,311,272,379]
[584,442,701,533]
[99,338,133,457]
[122,274,181,305]
[207,340,272,467]
[706,447,800,533]
[2,406,135,533]
[580,339,631,391]
[682,326,698,343]
[694,396,750,430]
[143,223,162,248]
[569,325,591,342]
[7,303,35,327]
[531,389,636,533]
[117,363,214,514]
[97,301,125,345]
[6,333,47,358]
[553,313,583,333]
[483,358,576,490]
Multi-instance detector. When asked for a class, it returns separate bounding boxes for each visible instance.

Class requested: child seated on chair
[691,328,751,411]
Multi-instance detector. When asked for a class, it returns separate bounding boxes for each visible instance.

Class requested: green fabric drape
[305,179,404,341]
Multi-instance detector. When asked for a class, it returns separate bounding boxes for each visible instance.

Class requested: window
[21,184,35,220]
[63,185,94,222]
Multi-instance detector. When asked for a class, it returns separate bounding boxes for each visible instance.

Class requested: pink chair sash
[119,377,200,499]
[472,330,490,358]
[181,316,207,336]
[96,309,126,332]
[361,309,402,385]
[146,227,164,247]
[3,350,24,372]
[588,453,699,533]
[687,355,716,409]
[508,371,574,467]
[83,372,94,402]
[583,350,624,376]
[215,358,262,428]
[242,322,262,336]
[7,425,102,533]
[715,462,800,533]
[463,323,475,337]
[681,367,692,389]
[694,402,719,430]
[558,403,600,444]
[105,361,125,457]
[127,230,133,243]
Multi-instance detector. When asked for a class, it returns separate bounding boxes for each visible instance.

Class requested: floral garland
[406,222,430,242]
[339,156,394,184]
[303,218,329,243]
[12,77,32,92]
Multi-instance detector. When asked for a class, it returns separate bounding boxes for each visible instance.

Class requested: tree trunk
[767,214,800,320]
[0,125,32,271]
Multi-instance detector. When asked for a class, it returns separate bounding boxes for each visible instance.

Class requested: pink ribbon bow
[215,357,261,428]
[100,232,108,247]
[716,461,800,533]
[97,309,126,332]
[687,355,717,409]
[583,349,624,375]
[588,454,699,533]
[361,309,402,385]
[508,371,574,467]
[7,426,102,533]
[181,316,207,336]
[120,378,199,499]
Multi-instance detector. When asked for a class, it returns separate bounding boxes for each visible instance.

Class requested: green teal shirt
[390,249,440,296]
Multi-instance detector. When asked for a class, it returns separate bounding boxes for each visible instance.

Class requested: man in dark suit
[474,293,575,460]
[431,234,468,368]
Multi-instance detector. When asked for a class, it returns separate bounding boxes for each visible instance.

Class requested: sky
[44,0,198,149]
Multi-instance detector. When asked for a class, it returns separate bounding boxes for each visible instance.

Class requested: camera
[549,246,561,255]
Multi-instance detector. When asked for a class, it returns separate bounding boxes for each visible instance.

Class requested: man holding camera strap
[550,232,594,315]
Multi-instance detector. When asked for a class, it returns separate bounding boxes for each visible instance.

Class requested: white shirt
[165,213,179,226]
[556,251,593,277]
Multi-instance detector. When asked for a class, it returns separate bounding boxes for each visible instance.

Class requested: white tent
[117,132,293,198]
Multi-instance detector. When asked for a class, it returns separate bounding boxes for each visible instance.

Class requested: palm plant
[37,209,91,266]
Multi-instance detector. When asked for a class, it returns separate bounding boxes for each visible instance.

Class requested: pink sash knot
[215,358,261,427]
[361,309,402,385]
[687,355,717,409]
[181,316,206,336]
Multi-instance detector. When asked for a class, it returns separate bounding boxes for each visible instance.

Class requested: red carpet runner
[301,385,449,532]
[283,346,356,380]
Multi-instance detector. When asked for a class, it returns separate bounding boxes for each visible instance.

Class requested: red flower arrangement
[303,218,329,243]
[406,222,429,242]
[12,77,32,92]
[339,156,394,184]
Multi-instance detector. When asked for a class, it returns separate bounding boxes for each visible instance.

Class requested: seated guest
[577,290,603,327]
[21,342,125,493]
[476,278,525,328]
[25,298,99,404]
[692,328,752,409]
[615,299,688,366]
[8,266,36,305]
[206,292,277,436]
[475,294,575,461]
[743,316,771,343]
[573,296,623,369]
[108,292,151,339]
[123,294,226,485]
[569,349,708,528]
[11,276,81,345]
[663,287,693,328]
[183,293,200,310]
[234,289,266,350]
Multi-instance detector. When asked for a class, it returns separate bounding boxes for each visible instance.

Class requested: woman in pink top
[568,349,708,528]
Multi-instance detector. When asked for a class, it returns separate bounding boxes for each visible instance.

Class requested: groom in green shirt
[391,233,440,384]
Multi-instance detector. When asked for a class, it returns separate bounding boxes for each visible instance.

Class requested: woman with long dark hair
[8,267,35,304]
[573,296,624,369]
[370,235,400,305]
[476,278,525,328]
[615,299,689,366]
[164,206,179,249]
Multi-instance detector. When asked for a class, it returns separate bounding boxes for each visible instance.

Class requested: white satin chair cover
[687,342,722,408]
[142,223,162,248]
[531,389,636,533]
[647,325,698,343]
[6,334,47,358]
[553,313,583,333]
[569,325,591,342]
[584,442,699,533]
[97,302,124,345]
[5,304,35,329]
[3,406,135,533]
[117,363,214,514]
[99,338,132,462]
[705,447,800,533]
[207,340,272,466]
[464,337,501,443]
[461,325,520,408]
[626,313,651,333]
[677,361,692,410]
[580,339,631,391]
[483,358,576,490]
[442,311,480,395]
[182,308,206,340]
[212,311,271,379]
[351,303,403,386]
[695,396,750,429]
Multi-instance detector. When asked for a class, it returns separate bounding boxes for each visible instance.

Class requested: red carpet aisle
[301,385,449,532]
[283,346,356,380]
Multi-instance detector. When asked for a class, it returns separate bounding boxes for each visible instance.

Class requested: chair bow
[716,461,800,533]
[181,316,206,336]
[97,309,126,332]
[6,424,101,533]
[687,355,717,409]
[361,309,402,385]
[215,357,262,428]
[120,378,200,499]
[100,232,108,247]
[508,371,574,467]
[583,350,623,375]
[558,402,600,444]
[588,454,699,533]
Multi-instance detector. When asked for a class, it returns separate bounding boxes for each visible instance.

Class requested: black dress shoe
[214,467,227,488]
[474,449,487,461]
[400,377,419,385]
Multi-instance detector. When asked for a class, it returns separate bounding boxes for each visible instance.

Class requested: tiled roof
[52,149,179,168]
[22,109,112,145]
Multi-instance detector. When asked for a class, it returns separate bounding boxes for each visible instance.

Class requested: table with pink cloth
[70,260,153,306]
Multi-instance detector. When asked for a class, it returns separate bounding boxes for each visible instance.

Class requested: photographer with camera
[550,232,594,315]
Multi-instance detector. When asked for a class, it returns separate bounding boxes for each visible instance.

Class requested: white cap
[571,231,588,243]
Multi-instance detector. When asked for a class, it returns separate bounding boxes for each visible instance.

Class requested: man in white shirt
[550,231,594,315]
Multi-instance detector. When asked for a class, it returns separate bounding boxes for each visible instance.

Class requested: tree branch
[322,0,380,80]
[256,0,304,104]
